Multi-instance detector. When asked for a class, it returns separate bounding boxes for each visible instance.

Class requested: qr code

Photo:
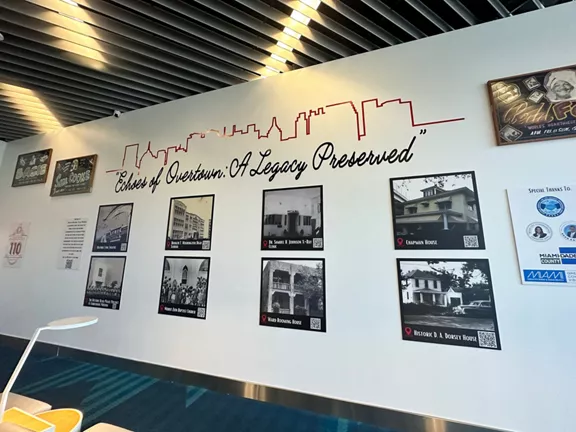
[463,235,479,248]
[202,240,210,250]
[65,259,73,269]
[121,243,127,252]
[310,318,322,330]
[478,331,498,348]
[197,307,206,318]
[313,238,323,249]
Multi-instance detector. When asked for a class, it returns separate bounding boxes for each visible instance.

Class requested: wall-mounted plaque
[11,149,52,187]
[50,154,97,197]
[488,65,576,145]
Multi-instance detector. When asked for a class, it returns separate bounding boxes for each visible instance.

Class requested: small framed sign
[50,154,97,197]
[12,149,52,187]
[488,65,576,145]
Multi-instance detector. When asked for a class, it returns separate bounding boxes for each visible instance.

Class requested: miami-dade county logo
[559,247,576,265]
[526,222,552,242]
[523,269,566,283]
[536,196,565,217]
[560,222,576,241]
[539,253,561,265]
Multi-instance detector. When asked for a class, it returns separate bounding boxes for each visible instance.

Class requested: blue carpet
[0,345,394,432]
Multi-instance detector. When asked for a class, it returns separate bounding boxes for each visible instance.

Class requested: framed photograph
[165,195,214,251]
[50,154,97,197]
[390,171,485,250]
[84,256,126,310]
[488,65,576,145]
[92,203,134,253]
[396,259,501,350]
[261,185,324,251]
[158,257,210,319]
[12,149,52,187]
[260,258,326,332]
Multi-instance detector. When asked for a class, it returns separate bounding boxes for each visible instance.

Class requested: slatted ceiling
[0,0,572,142]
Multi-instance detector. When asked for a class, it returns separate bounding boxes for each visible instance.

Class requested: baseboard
[0,333,505,432]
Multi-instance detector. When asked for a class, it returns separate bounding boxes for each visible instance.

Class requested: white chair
[84,424,132,432]
[0,393,51,415]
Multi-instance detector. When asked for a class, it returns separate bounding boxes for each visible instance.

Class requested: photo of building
[167,196,213,241]
[391,172,484,249]
[401,269,463,308]
[261,259,325,318]
[93,203,133,252]
[262,186,322,239]
[84,256,126,310]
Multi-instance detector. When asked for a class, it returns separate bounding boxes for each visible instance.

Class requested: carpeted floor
[0,345,394,432]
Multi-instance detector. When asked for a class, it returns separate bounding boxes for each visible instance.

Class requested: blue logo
[523,269,566,283]
[536,196,565,217]
[559,247,576,264]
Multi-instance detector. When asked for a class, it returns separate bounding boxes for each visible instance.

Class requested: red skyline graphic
[106,97,465,173]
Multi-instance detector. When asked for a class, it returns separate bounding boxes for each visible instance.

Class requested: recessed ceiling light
[0,33,4,42]
[61,0,79,6]
[58,12,84,22]
[276,41,293,52]
[283,27,301,39]
[270,53,287,63]
[266,65,281,73]
[290,10,311,25]
[301,0,321,9]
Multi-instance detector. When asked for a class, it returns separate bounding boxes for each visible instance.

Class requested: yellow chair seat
[0,393,52,415]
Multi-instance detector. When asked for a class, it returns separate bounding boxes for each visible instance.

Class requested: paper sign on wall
[4,222,30,268]
[57,218,88,270]
[508,184,576,286]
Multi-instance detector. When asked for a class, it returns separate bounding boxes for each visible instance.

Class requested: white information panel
[57,217,88,270]
[508,184,576,286]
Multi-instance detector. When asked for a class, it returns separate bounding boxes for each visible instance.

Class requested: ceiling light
[59,12,84,22]
[270,53,287,63]
[301,0,321,9]
[61,0,79,6]
[276,41,293,52]
[290,10,311,25]
[283,27,301,39]
[266,65,281,73]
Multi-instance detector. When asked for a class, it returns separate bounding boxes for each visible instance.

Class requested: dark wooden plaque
[11,149,52,187]
[50,154,98,197]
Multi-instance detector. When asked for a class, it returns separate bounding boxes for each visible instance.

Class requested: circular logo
[526,222,552,242]
[560,221,576,241]
[536,196,565,217]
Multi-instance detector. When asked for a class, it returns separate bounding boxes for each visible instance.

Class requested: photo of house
[391,172,485,249]
[397,259,498,334]
[260,259,325,331]
[93,203,133,252]
[84,256,126,310]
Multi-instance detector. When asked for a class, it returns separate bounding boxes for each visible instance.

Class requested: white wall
[0,5,575,431]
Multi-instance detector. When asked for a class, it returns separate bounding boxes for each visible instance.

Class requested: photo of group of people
[84,256,126,310]
[396,259,500,350]
[260,258,326,332]
[158,257,210,319]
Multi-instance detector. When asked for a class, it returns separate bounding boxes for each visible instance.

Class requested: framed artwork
[396,258,501,350]
[92,203,134,253]
[83,256,126,310]
[261,185,324,251]
[158,257,211,319]
[11,149,52,187]
[260,258,326,332]
[488,65,576,145]
[390,171,485,250]
[165,195,215,251]
[50,154,97,197]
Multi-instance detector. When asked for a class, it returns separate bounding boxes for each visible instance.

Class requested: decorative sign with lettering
[397,258,501,350]
[260,258,326,332]
[158,257,211,319]
[84,256,126,310]
[3,222,30,268]
[390,171,485,250]
[488,65,576,145]
[508,183,576,286]
[12,149,52,187]
[50,154,97,197]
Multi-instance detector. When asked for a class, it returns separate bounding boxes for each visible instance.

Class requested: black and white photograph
[261,186,324,251]
[390,171,485,250]
[84,256,126,310]
[165,195,214,251]
[12,149,52,187]
[260,258,326,332]
[92,203,134,252]
[397,259,501,350]
[158,257,210,319]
